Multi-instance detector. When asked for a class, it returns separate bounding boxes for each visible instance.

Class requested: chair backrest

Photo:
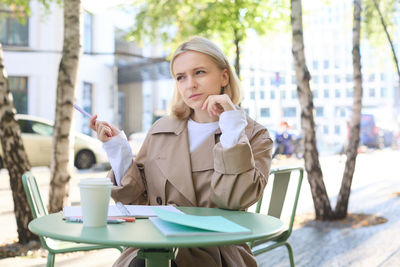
[22,172,48,219]
[255,167,304,237]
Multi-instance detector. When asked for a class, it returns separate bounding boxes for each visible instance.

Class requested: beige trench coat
[109,115,273,267]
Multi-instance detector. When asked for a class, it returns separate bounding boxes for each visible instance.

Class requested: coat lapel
[150,117,197,206]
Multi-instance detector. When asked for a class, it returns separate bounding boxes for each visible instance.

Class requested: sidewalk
[0,149,399,266]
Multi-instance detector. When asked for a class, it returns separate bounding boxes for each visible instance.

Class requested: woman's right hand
[90,114,120,142]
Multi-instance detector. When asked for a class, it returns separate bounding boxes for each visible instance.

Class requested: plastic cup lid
[78,178,113,187]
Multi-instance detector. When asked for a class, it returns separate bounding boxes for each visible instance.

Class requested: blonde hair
[168,36,241,120]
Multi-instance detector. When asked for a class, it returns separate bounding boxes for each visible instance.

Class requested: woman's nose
[186,75,197,89]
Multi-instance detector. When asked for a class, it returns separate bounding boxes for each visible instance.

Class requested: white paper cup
[78,178,113,227]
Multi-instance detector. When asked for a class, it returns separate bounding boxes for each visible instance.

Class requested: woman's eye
[196,70,205,75]
[176,75,184,81]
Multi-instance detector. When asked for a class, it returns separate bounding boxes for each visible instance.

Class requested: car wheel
[75,150,96,169]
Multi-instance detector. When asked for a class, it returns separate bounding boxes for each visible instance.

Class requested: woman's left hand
[202,94,236,117]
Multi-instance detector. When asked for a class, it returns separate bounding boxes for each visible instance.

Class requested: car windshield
[18,119,53,136]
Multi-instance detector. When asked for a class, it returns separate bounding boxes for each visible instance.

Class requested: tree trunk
[372,0,400,105]
[48,0,82,213]
[234,36,240,78]
[335,0,363,218]
[290,0,334,220]
[0,43,38,244]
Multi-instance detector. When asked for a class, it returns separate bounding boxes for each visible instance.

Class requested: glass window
[283,107,296,117]
[334,125,341,135]
[280,90,286,100]
[323,75,329,83]
[346,88,353,97]
[82,82,93,135]
[380,73,386,81]
[260,108,270,117]
[323,125,329,134]
[312,60,318,70]
[250,77,255,86]
[324,60,329,69]
[315,107,324,117]
[260,90,265,99]
[260,77,265,86]
[312,76,319,84]
[270,90,275,99]
[291,90,297,99]
[335,89,341,98]
[346,74,352,82]
[368,74,375,82]
[0,11,29,46]
[380,87,387,97]
[31,121,53,136]
[369,88,375,97]
[83,11,93,53]
[291,75,296,84]
[250,91,255,100]
[313,90,318,99]
[324,89,329,98]
[9,76,28,114]
[244,108,249,115]
[335,75,341,83]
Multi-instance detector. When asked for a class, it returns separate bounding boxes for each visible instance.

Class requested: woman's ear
[221,69,229,87]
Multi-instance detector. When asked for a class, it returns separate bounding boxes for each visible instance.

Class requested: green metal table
[29,207,284,267]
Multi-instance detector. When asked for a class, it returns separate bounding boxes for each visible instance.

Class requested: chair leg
[284,242,295,267]
[47,252,55,267]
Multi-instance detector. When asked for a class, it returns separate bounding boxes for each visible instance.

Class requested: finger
[89,114,98,130]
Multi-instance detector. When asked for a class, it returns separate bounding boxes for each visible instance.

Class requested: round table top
[29,207,284,248]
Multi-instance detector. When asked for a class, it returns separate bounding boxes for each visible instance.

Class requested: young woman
[90,36,273,267]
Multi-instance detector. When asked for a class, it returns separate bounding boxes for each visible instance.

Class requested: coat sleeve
[107,135,150,205]
[210,121,273,210]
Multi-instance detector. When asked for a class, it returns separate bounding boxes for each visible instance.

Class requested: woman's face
[172,51,228,110]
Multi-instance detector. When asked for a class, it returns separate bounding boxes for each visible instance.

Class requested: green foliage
[0,0,57,23]
[363,0,396,48]
[127,0,289,59]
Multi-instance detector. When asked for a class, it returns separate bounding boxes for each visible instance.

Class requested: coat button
[156,196,162,205]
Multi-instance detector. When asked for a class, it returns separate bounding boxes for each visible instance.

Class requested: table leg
[137,248,175,267]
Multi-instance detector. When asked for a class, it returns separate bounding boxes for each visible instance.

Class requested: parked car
[360,114,379,148]
[0,114,108,169]
[128,132,147,157]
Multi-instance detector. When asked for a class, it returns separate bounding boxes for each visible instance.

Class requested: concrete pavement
[0,149,399,266]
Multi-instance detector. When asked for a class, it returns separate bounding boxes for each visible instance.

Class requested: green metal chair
[22,171,123,267]
[249,166,304,267]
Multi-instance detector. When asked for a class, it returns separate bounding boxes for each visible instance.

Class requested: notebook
[149,207,251,237]
[63,204,183,219]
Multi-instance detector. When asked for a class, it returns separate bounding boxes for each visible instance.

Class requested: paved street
[0,149,399,266]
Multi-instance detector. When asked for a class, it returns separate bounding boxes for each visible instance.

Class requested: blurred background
[2,0,399,160]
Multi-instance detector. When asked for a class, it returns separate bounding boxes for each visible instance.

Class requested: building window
[324,89,329,98]
[283,107,296,117]
[335,89,341,98]
[270,90,275,99]
[81,82,93,135]
[315,107,324,117]
[335,75,341,83]
[9,76,28,114]
[380,87,387,97]
[368,74,375,82]
[380,73,386,81]
[244,108,249,115]
[346,88,353,97]
[291,90,297,99]
[369,88,375,97]
[334,125,341,135]
[323,60,329,69]
[250,91,255,100]
[260,77,265,86]
[312,60,318,70]
[260,108,270,117]
[260,90,265,99]
[323,75,329,83]
[346,74,352,82]
[250,77,255,86]
[312,76,319,84]
[313,90,318,99]
[0,10,29,46]
[323,125,329,134]
[83,11,93,53]
[280,90,286,100]
[291,75,296,84]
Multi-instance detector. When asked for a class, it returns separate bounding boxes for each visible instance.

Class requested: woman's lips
[189,93,202,100]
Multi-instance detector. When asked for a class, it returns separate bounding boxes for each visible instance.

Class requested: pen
[73,104,93,118]
[65,217,126,224]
